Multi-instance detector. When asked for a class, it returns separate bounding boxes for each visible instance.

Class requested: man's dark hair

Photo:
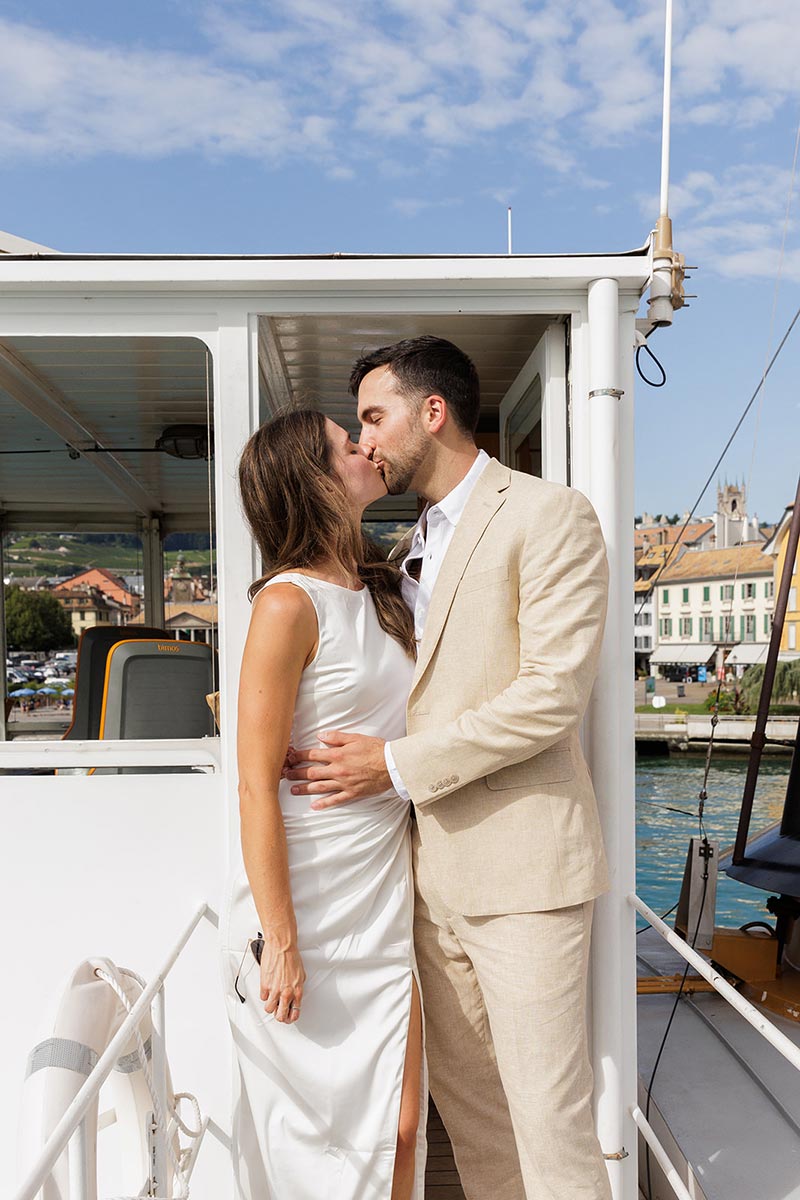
[349,335,480,436]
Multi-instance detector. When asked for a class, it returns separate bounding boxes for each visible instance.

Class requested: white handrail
[630,1106,692,1200]
[13,903,209,1200]
[629,892,800,1072]
[0,737,220,770]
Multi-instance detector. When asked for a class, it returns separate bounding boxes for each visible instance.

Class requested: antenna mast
[647,0,688,326]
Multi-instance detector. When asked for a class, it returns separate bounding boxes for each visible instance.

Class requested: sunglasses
[234,932,264,1003]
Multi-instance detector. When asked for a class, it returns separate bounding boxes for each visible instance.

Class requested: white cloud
[0,18,323,162]
[0,0,799,200]
[641,162,800,281]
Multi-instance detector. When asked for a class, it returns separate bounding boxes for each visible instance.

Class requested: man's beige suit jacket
[389,458,610,916]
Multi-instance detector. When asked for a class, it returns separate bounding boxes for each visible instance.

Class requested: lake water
[636,753,791,929]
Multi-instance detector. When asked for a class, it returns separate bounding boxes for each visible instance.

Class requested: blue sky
[1,0,799,524]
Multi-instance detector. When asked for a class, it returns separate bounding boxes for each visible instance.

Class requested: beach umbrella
[61,688,75,696]
[9,688,35,697]
[38,687,58,695]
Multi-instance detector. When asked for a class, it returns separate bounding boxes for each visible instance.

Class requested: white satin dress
[221,573,427,1200]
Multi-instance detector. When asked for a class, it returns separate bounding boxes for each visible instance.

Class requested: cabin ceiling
[0,315,554,531]
[260,313,552,429]
[0,336,212,532]
[259,313,553,519]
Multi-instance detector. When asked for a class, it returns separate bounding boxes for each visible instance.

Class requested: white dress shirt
[385,450,491,800]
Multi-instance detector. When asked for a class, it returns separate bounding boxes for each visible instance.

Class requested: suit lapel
[412,459,510,689]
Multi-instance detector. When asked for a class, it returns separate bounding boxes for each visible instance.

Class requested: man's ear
[423,394,447,435]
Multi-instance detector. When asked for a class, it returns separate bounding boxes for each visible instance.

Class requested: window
[720,615,734,641]
[703,586,710,602]
[742,582,756,600]
[661,618,673,637]
[682,587,689,604]
[789,623,797,651]
[679,617,693,637]
[702,616,713,641]
[745,614,756,642]
[765,580,774,599]
[721,584,734,601]
[764,613,771,635]
[662,589,670,605]
[790,587,798,612]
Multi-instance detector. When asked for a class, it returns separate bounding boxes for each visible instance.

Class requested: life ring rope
[95,964,202,1197]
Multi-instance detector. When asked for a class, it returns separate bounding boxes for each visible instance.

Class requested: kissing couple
[222,335,612,1200]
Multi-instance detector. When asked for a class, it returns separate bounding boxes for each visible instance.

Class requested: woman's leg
[391,974,423,1200]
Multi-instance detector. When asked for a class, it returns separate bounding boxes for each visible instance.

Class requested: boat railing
[12,902,213,1200]
[629,892,800,1199]
[0,736,221,773]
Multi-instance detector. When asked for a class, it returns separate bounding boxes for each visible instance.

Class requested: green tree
[741,661,800,709]
[4,587,74,652]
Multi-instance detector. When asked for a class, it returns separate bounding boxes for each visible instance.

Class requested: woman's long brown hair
[238,409,416,659]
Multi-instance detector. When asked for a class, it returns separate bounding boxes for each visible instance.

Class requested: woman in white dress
[221,409,426,1200]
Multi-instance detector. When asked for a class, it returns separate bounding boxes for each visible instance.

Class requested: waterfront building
[649,544,774,678]
[635,484,769,676]
[763,502,799,657]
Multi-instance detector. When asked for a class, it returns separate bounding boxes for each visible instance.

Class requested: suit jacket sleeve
[390,488,609,807]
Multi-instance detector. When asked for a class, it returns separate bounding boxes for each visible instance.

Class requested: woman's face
[325,418,387,509]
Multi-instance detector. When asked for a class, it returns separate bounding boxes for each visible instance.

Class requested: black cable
[636,342,667,387]
[636,900,679,934]
[644,852,710,1200]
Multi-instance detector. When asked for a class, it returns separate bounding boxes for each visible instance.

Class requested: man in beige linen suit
[287,336,612,1199]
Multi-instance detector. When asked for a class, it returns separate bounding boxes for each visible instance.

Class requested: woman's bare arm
[237,582,318,1022]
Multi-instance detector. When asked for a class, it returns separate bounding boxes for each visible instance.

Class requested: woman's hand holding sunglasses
[259,938,306,1024]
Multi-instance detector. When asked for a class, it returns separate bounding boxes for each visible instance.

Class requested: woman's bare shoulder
[249,582,317,645]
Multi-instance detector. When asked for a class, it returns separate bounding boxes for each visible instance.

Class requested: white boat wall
[0,250,656,1198]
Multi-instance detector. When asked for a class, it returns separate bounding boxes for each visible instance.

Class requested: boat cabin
[1,249,650,1197]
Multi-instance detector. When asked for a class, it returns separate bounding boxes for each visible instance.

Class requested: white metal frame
[13,903,211,1200]
[498,321,568,484]
[630,891,800,1198]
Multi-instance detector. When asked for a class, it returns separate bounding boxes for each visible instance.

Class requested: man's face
[356,365,430,495]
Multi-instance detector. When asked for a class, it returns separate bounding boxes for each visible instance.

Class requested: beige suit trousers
[414,836,612,1200]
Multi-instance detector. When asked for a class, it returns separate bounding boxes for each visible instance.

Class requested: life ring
[17,956,174,1200]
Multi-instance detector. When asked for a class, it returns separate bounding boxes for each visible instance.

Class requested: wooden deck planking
[424,1101,466,1199]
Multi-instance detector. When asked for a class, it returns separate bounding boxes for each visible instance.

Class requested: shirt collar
[427,449,491,529]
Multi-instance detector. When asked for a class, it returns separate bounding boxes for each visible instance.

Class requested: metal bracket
[603,1147,630,1160]
[147,1111,158,1197]
[588,387,624,399]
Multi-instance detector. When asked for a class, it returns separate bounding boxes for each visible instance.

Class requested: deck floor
[425,1101,466,1198]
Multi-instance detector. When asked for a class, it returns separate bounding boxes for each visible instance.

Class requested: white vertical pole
[583,278,638,1198]
[0,514,8,741]
[213,308,258,861]
[151,987,169,1197]
[141,517,165,629]
[660,0,673,219]
[507,207,513,255]
[68,1118,91,1200]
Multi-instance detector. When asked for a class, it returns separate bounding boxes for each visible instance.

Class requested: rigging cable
[634,298,800,623]
[637,102,800,623]
[642,105,800,1199]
